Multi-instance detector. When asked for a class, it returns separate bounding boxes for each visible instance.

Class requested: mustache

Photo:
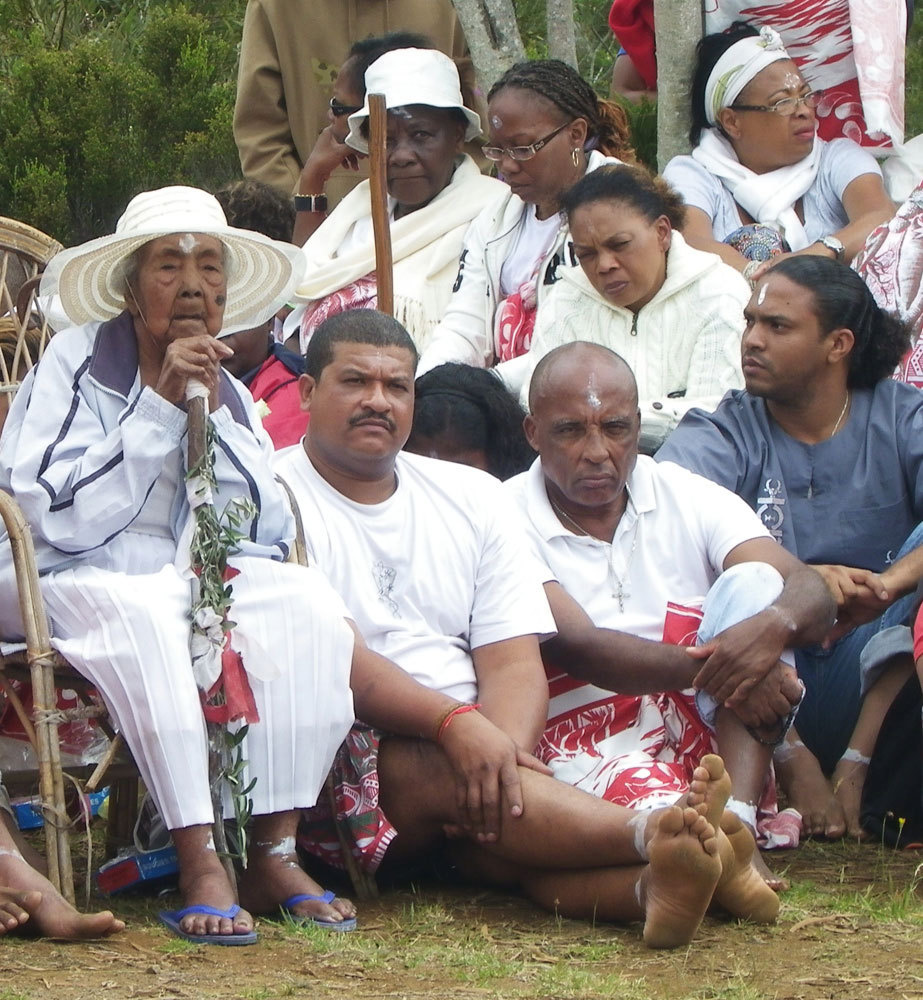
[349,410,396,431]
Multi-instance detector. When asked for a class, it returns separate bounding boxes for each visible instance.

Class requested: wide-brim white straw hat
[346,47,482,154]
[41,185,306,333]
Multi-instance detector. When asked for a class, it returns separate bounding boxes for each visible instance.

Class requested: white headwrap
[704,26,791,126]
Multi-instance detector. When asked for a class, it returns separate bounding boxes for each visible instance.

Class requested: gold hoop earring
[572,147,580,168]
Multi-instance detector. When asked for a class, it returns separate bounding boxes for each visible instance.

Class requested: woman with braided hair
[418,59,634,377]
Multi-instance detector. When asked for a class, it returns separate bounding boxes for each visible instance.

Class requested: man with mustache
[658,256,923,840]
[273,308,784,946]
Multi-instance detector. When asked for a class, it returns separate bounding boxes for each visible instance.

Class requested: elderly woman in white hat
[0,186,361,944]
[288,47,505,353]
[663,23,893,280]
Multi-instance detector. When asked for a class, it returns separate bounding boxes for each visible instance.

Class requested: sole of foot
[642,805,721,949]
[713,812,781,923]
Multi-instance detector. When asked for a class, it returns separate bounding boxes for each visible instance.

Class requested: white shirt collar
[525,455,658,542]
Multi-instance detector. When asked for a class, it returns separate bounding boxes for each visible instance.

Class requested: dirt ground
[2,840,922,1000]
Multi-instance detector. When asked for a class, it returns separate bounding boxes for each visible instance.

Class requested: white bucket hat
[346,47,482,154]
[40,186,306,333]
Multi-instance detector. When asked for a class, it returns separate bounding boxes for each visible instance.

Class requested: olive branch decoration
[186,416,258,867]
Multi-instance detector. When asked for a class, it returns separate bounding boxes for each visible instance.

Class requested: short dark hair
[345,32,435,93]
[409,363,535,480]
[690,21,760,145]
[767,257,910,388]
[303,309,418,380]
[562,164,686,229]
[214,180,295,244]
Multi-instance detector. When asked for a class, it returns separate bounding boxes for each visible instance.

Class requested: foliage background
[0,0,919,244]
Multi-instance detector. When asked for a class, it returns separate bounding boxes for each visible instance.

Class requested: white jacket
[512,232,749,453]
[0,312,294,576]
[418,150,622,374]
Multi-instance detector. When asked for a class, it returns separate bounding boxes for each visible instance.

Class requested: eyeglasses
[730,90,822,116]
[482,120,573,162]
[329,97,362,118]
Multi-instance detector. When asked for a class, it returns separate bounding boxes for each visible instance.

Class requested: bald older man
[505,343,835,882]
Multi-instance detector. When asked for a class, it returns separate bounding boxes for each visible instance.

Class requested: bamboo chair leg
[0,491,76,903]
[30,651,74,903]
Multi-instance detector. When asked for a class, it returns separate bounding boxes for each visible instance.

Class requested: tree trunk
[450,0,526,88]
[546,0,577,68]
[654,0,702,170]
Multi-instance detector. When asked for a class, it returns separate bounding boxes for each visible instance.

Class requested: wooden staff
[186,387,237,886]
[367,92,394,316]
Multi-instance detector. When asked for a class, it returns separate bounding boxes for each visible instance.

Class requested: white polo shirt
[275,446,556,704]
[504,456,770,640]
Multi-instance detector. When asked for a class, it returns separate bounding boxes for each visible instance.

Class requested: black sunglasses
[329,96,363,118]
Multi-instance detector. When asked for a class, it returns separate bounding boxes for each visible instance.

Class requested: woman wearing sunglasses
[662,23,894,280]
[418,59,634,375]
[288,46,505,353]
[292,31,429,246]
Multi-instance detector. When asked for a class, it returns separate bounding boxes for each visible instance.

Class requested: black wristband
[293,193,328,213]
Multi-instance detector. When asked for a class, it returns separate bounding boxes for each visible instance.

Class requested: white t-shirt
[663,137,881,245]
[499,207,565,297]
[275,446,556,703]
[504,456,770,641]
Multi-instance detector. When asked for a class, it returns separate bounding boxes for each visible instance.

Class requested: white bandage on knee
[840,747,871,766]
[773,739,805,762]
[726,797,757,830]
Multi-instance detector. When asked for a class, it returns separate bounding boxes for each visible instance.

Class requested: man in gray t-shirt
[659,256,922,840]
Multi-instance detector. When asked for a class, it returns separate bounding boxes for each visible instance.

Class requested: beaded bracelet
[434,702,481,743]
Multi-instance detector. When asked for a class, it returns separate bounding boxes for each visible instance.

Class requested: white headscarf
[704,26,791,126]
[695,25,819,250]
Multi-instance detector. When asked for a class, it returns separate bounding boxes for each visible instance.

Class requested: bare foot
[238,838,355,926]
[0,887,40,934]
[0,811,47,874]
[748,842,788,891]
[712,811,781,922]
[640,805,721,949]
[777,746,846,839]
[831,759,869,840]
[0,853,123,939]
[685,754,732,829]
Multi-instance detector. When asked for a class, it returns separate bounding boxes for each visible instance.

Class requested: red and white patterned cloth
[540,600,795,846]
[854,180,923,387]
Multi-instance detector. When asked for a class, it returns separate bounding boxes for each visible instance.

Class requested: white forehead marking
[489,114,503,129]
[757,282,768,306]
[586,372,601,408]
[780,70,805,91]
[178,233,199,253]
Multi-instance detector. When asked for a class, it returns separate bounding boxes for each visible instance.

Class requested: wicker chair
[0,218,141,904]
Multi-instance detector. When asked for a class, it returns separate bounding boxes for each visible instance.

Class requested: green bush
[0,2,242,244]
[0,0,918,245]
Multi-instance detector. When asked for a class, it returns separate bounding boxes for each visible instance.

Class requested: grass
[906,0,923,138]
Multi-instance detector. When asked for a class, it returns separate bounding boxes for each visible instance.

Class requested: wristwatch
[293,193,328,213]
[816,235,845,262]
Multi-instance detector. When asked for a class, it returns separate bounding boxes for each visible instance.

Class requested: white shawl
[691,129,822,250]
[293,156,505,349]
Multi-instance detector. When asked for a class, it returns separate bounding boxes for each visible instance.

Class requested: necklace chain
[830,391,850,439]
[549,497,639,613]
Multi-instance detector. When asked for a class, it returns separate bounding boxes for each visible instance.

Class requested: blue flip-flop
[281,891,357,931]
[158,904,258,946]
